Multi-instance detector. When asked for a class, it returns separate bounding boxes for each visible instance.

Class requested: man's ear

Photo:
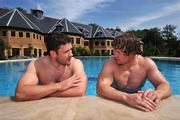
[50,50,56,57]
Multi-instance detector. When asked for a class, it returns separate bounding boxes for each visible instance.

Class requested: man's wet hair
[112,33,142,55]
[45,32,71,55]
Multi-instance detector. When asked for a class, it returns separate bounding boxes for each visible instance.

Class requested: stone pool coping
[0,58,36,63]
[150,56,180,61]
[0,56,180,64]
[0,96,179,120]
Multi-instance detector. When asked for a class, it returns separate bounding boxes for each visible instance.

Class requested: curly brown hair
[112,33,142,55]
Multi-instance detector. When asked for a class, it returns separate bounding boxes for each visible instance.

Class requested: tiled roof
[23,13,59,33]
[0,8,114,39]
[0,8,10,16]
[72,22,92,38]
[91,25,114,38]
[90,24,99,38]
[48,18,82,35]
[111,30,123,37]
[0,9,41,32]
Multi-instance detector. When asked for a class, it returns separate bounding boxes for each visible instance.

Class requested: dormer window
[83,29,89,37]
[78,26,90,37]
[95,31,102,37]
[55,24,64,32]
[78,26,83,32]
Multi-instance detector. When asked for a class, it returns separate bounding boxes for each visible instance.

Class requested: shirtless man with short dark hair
[15,32,87,101]
[97,33,171,112]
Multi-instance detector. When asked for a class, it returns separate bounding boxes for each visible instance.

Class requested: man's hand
[142,89,161,104]
[56,74,82,92]
[125,93,157,112]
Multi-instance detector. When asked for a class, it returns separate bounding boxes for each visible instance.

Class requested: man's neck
[48,56,65,69]
[124,55,138,69]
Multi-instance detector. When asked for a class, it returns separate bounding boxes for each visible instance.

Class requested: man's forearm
[16,84,58,101]
[156,83,172,99]
[97,85,127,103]
[49,86,85,97]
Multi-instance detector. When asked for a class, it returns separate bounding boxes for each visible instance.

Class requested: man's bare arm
[49,59,87,97]
[97,61,157,112]
[145,58,171,102]
[97,61,133,102]
[15,61,59,101]
[16,61,81,101]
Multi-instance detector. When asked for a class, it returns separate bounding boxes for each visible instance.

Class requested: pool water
[80,57,180,96]
[0,57,180,96]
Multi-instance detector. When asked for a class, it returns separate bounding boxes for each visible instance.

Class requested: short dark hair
[45,32,71,55]
[113,33,141,55]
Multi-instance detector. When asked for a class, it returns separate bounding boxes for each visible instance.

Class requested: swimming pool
[0,57,180,96]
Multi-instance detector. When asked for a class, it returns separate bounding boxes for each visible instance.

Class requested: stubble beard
[66,57,72,65]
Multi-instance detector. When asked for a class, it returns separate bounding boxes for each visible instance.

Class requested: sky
[0,0,180,34]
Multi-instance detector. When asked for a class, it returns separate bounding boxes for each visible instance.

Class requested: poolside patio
[0,96,179,120]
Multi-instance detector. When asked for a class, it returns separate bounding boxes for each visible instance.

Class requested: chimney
[31,3,44,19]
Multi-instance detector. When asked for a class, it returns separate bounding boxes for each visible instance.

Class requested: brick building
[0,6,119,58]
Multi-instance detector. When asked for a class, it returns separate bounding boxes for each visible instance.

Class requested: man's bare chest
[38,66,73,85]
[113,66,146,88]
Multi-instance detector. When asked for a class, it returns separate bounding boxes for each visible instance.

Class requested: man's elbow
[15,92,26,102]
[167,86,172,97]
[76,80,87,97]
[164,83,172,98]
[96,84,104,97]
[76,88,86,96]
[15,90,30,102]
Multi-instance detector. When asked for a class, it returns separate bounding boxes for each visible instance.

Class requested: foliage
[93,50,100,56]
[0,38,9,59]
[106,26,122,32]
[28,44,33,56]
[142,28,164,56]
[175,41,180,57]
[76,24,179,57]
[101,51,109,56]
[161,24,178,56]
[0,39,6,51]
[16,7,27,13]
[161,24,177,40]
[127,29,146,39]
[89,23,98,27]
[28,44,33,51]
[73,47,91,56]
[127,25,179,57]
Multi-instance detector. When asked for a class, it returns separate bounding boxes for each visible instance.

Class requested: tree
[128,29,146,39]
[175,41,180,57]
[161,24,178,56]
[0,39,5,57]
[73,47,91,56]
[16,7,27,13]
[162,24,177,40]
[0,38,10,59]
[142,28,164,56]
[89,23,98,27]
[115,26,122,32]
[28,44,33,56]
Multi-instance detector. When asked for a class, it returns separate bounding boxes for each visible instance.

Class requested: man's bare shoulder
[138,55,156,69]
[27,60,36,68]
[104,59,116,66]
[71,57,84,70]
[35,56,48,65]
[101,59,117,72]
[143,56,155,65]
[71,57,83,65]
[23,60,37,75]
